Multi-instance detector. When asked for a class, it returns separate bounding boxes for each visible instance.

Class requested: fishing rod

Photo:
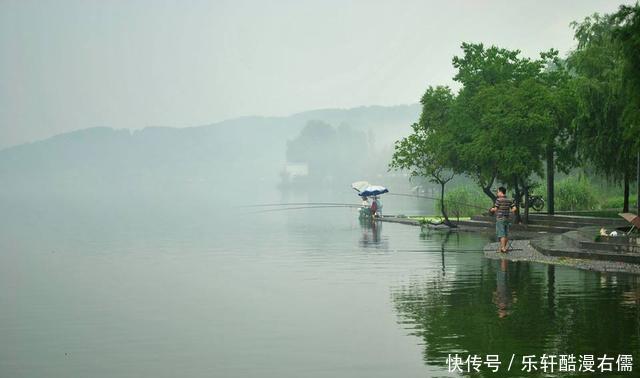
[394,248,489,253]
[241,202,362,208]
[395,248,522,253]
[246,204,360,214]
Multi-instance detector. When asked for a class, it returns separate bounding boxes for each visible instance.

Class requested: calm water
[1,199,639,377]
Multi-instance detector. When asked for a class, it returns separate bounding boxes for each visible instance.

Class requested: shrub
[600,195,626,210]
[555,175,598,211]
[438,186,492,218]
[600,193,639,210]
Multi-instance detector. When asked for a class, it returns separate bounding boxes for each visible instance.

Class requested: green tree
[612,3,640,114]
[448,43,564,222]
[611,3,640,214]
[538,53,579,215]
[473,78,554,221]
[390,86,457,227]
[569,12,639,212]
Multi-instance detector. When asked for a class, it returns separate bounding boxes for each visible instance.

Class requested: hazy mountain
[0,104,420,204]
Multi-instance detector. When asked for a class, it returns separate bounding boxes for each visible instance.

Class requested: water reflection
[359,218,383,248]
[4,195,640,377]
[392,233,640,376]
[493,259,516,318]
[547,265,556,319]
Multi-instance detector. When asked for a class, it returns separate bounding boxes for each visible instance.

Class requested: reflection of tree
[547,265,555,319]
[549,273,640,357]
[439,231,452,275]
[392,259,640,376]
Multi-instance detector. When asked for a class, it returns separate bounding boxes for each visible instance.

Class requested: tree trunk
[482,185,497,203]
[547,265,556,316]
[546,145,555,215]
[481,174,497,203]
[637,151,639,215]
[523,184,530,225]
[439,181,456,228]
[623,171,630,213]
[514,179,522,224]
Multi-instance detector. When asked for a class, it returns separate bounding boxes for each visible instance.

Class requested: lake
[1,197,639,377]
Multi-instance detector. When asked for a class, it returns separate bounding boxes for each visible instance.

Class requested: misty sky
[0,0,635,149]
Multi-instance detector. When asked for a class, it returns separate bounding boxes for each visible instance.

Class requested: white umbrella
[351,181,370,193]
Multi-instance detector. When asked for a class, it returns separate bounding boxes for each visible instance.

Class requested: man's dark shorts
[496,219,510,238]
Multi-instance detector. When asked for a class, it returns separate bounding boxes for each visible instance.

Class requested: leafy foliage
[437,186,492,219]
[390,86,456,225]
[568,12,638,184]
[612,3,640,144]
[391,4,640,216]
[389,86,456,185]
[554,175,598,211]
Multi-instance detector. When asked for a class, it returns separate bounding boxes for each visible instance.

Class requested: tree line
[390,3,640,225]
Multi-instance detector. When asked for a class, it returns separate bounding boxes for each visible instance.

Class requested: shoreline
[484,240,640,275]
[378,216,640,275]
[378,215,553,239]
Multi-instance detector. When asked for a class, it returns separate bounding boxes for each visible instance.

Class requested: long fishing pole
[246,204,360,214]
[241,202,362,208]
[394,248,489,253]
[395,248,522,253]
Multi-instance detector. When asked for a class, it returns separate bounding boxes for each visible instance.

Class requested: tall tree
[611,3,640,214]
[538,52,579,215]
[612,3,640,109]
[569,12,639,212]
[448,43,561,221]
[390,86,457,227]
[466,78,553,222]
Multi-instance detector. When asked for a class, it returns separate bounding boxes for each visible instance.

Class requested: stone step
[528,214,627,226]
[458,219,573,233]
[560,230,587,248]
[562,229,640,253]
[580,240,640,254]
[529,213,614,219]
[532,234,578,253]
[513,224,574,233]
[577,226,628,244]
[470,215,577,233]
[471,214,627,229]
[532,219,626,228]
[531,234,640,264]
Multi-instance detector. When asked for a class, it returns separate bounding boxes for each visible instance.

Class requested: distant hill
[0,104,420,203]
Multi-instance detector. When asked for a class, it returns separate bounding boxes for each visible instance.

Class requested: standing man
[490,187,517,253]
